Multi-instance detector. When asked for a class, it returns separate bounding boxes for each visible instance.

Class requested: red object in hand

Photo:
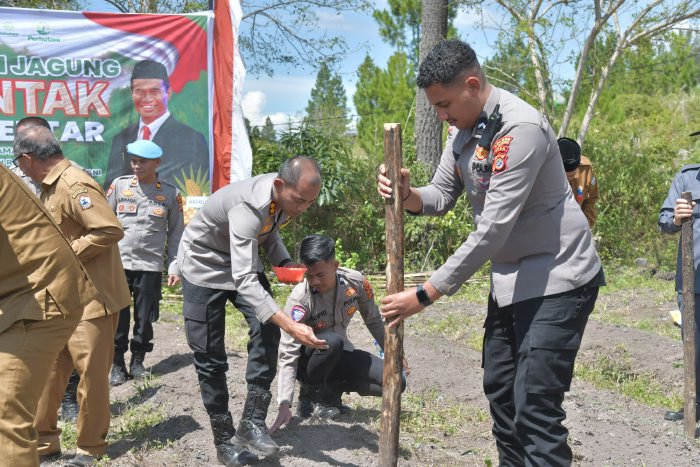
[272,266,307,284]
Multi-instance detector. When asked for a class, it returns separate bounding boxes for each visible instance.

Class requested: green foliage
[305,62,349,136]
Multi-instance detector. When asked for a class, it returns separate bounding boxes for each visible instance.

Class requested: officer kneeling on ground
[271,234,408,433]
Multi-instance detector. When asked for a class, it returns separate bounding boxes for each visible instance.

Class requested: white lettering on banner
[0,120,105,142]
[0,79,110,117]
[4,55,121,79]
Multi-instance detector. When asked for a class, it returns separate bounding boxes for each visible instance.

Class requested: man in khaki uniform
[13,126,131,466]
[558,137,599,228]
[0,165,98,466]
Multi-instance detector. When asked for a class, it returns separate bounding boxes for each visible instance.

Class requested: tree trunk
[415,0,448,172]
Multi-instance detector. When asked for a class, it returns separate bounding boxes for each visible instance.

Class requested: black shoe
[210,412,258,466]
[110,363,129,386]
[664,407,700,422]
[63,454,97,466]
[129,350,148,379]
[235,388,279,455]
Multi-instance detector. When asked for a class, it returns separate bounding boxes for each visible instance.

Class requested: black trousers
[182,274,280,416]
[299,331,399,396]
[114,270,162,354]
[482,272,600,467]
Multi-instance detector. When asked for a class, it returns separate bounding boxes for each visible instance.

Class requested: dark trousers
[182,274,280,416]
[483,274,599,467]
[115,270,162,354]
[676,292,700,405]
[299,331,395,396]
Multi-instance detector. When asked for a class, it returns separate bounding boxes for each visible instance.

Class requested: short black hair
[14,126,63,161]
[278,156,321,187]
[131,60,170,89]
[300,234,336,266]
[417,39,480,89]
[558,137,581,172]
[16,116,51,131]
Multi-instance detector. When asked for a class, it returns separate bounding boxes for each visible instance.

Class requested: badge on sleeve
[493,154,508,174]
[291,306,306,322]
[70,187,87,199]
[491,135,512,175]
[269,202,276,215]
[345,287,357,298]
[78,196,92,210]
[363,278,374,300]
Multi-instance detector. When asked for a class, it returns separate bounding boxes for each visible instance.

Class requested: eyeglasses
[11,154,24,168]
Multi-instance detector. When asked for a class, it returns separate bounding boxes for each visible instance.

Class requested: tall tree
[260,116,277,142]
[373,0,422,67]
[305,62,350,136]
[415,0,449,171]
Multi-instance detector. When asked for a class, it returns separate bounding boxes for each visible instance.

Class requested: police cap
[558,137,581,172]
[131,60,170,88]
[126,140,163,159]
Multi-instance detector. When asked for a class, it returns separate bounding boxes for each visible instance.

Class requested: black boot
[296,382,314,418]
[129,350,147,379]
[60,371,80,422]
[327,381,351,415]
[109,353,129,386]
[235,388,280,455]
[210,412,258,466]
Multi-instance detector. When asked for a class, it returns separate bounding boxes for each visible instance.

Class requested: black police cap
[131,60,170,88]
[558,137,581,172]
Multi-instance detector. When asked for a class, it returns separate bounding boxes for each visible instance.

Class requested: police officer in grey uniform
[177,156,327,466]
[378,39,604,466]
[107,140,184,385]
[658,157,700,422]
[272,235,406,432]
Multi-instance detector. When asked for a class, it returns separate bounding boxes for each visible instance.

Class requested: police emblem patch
[474,146,489,161]
[314,320,326,330]
[123,189,133,196]
[346,306,357,317]
[155,195,166,202]
[260,223,272,235]
[78,196,92,210]
[492,154,508,174]
[269,202,276,215]
[291,306,306,322]
[345,287,356,298]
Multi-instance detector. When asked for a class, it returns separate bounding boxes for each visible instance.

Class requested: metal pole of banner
[681,190,697,439]
[378,123,404,466]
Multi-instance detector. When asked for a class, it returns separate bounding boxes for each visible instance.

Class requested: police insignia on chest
[156,181,161,190]
[155,195,166,202]
[269,202,276,215]
[130,177,138,187]
[260,223,273,235]
[122,189,134,196]
[345,287,356,298]
[346,306,357,317]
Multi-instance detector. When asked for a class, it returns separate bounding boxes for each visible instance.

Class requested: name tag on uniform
[149,206,166,218]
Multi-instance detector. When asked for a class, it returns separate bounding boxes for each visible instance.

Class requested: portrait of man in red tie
[106,60,209,192]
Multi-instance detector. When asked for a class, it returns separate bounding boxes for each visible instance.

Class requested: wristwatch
[416,284,433,306]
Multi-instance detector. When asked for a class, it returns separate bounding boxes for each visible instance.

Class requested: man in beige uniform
[558,137,599,228]
[0,165,97,465]
[13,126,131,467]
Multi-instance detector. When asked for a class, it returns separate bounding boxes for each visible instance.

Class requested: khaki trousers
[0,306,82,467]
[34,312,118,457]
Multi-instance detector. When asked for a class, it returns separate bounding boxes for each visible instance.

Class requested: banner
[0,5,252,218]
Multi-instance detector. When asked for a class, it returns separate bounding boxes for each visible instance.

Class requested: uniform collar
[41,158,72,189]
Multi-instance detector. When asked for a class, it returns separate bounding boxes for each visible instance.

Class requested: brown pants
[0,305,82,466]
[34,312,118,457]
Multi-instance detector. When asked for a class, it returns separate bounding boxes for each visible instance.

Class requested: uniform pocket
[525,323,583,394]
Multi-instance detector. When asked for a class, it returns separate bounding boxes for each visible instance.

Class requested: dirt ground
[42,282,700,466]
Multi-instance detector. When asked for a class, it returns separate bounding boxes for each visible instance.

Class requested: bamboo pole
[379,123,404,466]
[681,191,697,438]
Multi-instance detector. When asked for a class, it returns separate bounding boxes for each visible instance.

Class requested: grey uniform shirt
[658,163,700,292]
[107,175,184,274]
[177,173,292,323]
[419,86,601,306]
[277,267,385,406]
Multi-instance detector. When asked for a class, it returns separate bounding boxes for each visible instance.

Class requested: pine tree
[261,117,277,142]
[305,62,350,136]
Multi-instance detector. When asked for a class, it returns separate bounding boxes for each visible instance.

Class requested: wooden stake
[379,123,404,466]
[681,191,697,438]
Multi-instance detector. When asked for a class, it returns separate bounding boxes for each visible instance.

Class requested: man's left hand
[270,403,293,433]
[167,274,181,286]
[380,288,424,328]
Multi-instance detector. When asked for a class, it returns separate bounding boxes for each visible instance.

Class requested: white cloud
[242,91,267,127]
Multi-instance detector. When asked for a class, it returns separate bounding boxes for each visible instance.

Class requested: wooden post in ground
[379,123,404,466]
[681,191,697,438]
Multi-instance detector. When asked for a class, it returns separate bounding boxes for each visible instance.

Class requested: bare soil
[43,285,700,466]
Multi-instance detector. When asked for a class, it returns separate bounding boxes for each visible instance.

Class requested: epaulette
[60,166,86,187]
[680,163,700,173]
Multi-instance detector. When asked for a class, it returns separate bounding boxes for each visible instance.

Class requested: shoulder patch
[345,287,357,298]
[291,306,307,322]
[78,196,92,210]
[71,187,88,198]
[363,278,374,300]
[280,218,292,229]
[106,184,114,197]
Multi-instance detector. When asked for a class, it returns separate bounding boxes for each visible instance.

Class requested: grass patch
[600,267,674,295]
[574,344,681,409]
[109,401,168,447]
[413,311,484,352]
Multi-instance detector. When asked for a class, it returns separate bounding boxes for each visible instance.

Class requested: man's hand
[377,163,410,200]
[270,310,328,349]
[270,403,293,433]
[380,288,425,328]
[402,357,411,377]
[674,198,696,226]
[167,274,181,286]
